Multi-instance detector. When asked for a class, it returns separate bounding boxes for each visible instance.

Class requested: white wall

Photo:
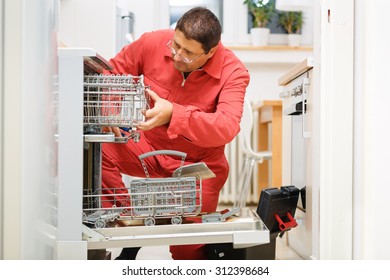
[314,0,354,260]
[312,0,390,260]
[353,0,390,259]
[0,0,4,259]
[242,62,311,102]
[59,0,117,59]
[1,0,58,259]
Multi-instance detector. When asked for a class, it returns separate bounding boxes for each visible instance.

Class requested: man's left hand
[137,88,173,130]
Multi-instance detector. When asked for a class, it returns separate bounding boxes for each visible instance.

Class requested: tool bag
[256,186,300,234]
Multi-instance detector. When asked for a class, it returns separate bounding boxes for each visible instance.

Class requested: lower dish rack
[81,150,270,250]
[82,150,202,228]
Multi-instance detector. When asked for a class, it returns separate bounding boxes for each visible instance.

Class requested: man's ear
[206,45,218,59]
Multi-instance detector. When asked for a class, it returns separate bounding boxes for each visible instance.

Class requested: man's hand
[137,88,173,130]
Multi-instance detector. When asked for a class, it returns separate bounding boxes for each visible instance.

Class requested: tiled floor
[275,234,303,260]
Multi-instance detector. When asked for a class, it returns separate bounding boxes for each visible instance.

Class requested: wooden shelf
[227,45,313,52]
[227,45,313,65]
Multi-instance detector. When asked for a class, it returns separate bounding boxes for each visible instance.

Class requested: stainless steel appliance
[279,57,313,259]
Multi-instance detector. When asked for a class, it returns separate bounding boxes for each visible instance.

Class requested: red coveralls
[101,29,250,259]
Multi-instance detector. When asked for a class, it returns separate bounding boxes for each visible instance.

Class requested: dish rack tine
[83,74,149,128]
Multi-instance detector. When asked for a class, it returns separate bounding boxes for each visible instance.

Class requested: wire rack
[83,74,149,128]
[82,150,202,228]
[128,176,201,226]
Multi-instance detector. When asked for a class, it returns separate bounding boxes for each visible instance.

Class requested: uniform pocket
[144,76,171,100]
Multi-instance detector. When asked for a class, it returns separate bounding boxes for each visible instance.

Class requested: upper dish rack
[83,74,149,143]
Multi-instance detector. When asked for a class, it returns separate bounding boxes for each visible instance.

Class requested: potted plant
[243,0,275,46]
[277,11,304,47]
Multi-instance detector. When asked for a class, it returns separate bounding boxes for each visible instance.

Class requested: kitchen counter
[278,57,314,86]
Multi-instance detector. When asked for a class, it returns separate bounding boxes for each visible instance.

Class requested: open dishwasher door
[83,207,269,251]
[57,48,269,259]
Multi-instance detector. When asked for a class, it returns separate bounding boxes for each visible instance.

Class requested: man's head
[176,7,222,54]
[168,7,222,73]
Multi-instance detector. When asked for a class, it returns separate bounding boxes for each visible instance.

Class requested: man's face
[169,30,216,73]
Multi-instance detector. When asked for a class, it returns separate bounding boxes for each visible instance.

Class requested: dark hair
[175,7,222,54]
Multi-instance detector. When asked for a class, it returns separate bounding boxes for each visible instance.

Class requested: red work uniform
[101,29,250,259]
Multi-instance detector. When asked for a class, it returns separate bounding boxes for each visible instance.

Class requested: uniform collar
[201,42,223,80]
[164,41,224,80]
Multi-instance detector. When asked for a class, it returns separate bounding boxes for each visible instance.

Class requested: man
[102,7,250,260]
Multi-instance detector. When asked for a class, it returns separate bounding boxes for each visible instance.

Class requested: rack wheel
[95,219,106,229]
[144,217,156,226]
[171,216,182,225]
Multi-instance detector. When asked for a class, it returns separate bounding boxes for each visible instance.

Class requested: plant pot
[287,34,301,47]
[250,27,270,46]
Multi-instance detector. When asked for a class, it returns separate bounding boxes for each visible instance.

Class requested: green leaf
[243,0,275,28]
[277,11,304,34]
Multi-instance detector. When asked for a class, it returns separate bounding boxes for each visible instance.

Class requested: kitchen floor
[109,230,303,260]
[275,233,304,260]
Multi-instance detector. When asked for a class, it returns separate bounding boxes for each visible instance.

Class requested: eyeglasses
[166,39,204,64]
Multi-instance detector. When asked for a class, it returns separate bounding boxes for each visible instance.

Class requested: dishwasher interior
[57,47,269,260]
[82,73,150,228]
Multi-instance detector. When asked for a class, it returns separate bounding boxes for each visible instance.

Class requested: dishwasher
[56,47,269,260]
